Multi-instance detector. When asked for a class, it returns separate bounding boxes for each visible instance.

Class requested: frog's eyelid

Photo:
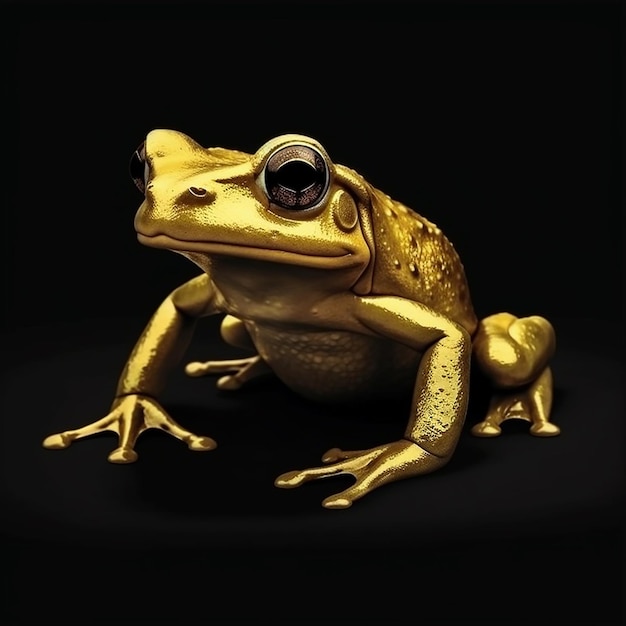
[129,141,147,194]
[257,143,331,212]
[255,168,269,197]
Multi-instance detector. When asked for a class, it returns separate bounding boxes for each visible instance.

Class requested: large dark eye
[129,141,148,194]
[263,144,329,210]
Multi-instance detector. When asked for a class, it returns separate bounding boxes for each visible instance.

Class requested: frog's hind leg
[471,313,560,437]
[185,315,271,390]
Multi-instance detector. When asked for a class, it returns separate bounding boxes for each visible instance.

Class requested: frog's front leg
[42,274,219,462]
[275,296,471,508]
[185,315,271,390]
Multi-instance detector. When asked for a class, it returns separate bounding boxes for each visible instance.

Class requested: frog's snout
[129,140,148,194]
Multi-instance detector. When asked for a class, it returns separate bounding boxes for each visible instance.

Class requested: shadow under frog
[43,131,560,509]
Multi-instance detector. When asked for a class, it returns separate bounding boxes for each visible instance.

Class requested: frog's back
[365,186,477,335]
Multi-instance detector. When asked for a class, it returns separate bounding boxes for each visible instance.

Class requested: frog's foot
[471,366,559,438]
[184,355,270,390]
[275,439,447,509]
[42,394,216,463]
[470,418,504,437]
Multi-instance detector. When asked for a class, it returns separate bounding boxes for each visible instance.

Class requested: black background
[3,1,624,625]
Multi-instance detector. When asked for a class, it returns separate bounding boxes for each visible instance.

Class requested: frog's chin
[136,233,362,270]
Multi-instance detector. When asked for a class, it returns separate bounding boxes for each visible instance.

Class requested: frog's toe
[184,361,212,377]
[216,375,243,391]
[470,421,502,437]
[274,470,307,488]
[321,447,370,463]
[322,495,353,509]
[275,459,351,489]
[42,414,116,449]
[530,422,560,437]
[42,432,73,449]
[108,447,139,463]
[185,435,217,451]
[184,358,245,377]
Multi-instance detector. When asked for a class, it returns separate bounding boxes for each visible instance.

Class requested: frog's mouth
[137,233,362,270]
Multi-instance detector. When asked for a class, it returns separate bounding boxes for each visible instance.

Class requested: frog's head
[131,130,377,293]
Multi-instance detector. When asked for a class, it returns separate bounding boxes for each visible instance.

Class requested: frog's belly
[248,325,421,403]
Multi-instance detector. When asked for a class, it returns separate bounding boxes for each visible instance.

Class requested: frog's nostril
[189,186,208,198]
[129,141,147,194]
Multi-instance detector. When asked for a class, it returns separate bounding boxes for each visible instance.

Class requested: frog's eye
[261,144,330,211]
[129,141,149,194]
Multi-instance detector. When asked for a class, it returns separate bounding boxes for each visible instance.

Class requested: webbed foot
[42,394,216,462]
[185,356,270,390]
[275,439,446,509]
[471,366,559,437]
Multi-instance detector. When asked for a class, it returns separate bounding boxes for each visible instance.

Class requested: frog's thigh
[220,315,256,351]
[472,313,559,437]
[473,313,555,388]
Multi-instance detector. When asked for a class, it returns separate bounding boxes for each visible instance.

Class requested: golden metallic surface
[471,313,558,436]
[43,130,560,508]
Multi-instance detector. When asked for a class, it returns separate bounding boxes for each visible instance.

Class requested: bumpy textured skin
[43,131,559,508]
[355,183,477,334]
